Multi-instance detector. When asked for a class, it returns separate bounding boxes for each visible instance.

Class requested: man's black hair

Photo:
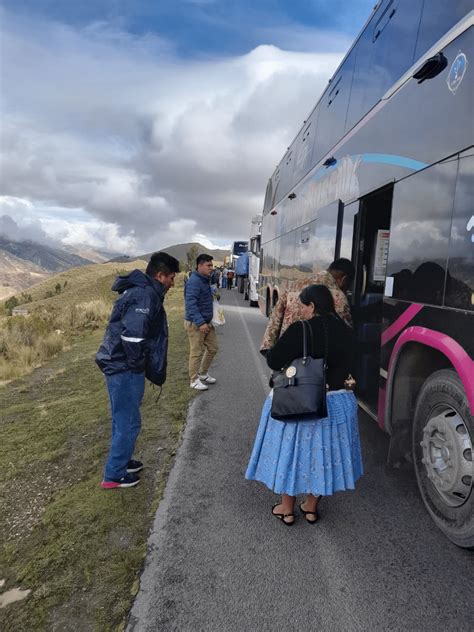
[196,253,213,267]
[146,252,180,277]
[328,258,355,281]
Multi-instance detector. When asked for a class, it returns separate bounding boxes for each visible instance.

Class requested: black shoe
[101,473,140,489]
[127,459,144,473]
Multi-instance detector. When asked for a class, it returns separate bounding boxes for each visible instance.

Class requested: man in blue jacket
[184,253,219,391]
[96,251,180,488]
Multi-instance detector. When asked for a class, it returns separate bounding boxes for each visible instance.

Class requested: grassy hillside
[0,262,194,630]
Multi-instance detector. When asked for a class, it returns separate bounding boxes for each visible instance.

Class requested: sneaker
[199,374,217,384]
[100,473,140,489]
[127,459,143,473]
[191,379,208,391]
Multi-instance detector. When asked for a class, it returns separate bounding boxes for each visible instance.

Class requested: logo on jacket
[135,308,150,314]
[447,51,467,94]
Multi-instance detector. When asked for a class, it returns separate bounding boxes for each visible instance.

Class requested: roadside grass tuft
[0,272,194,630]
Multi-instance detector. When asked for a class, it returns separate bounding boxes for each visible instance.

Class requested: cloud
[0,9,344,253]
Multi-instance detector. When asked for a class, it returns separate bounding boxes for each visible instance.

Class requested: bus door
[351,185,393,412]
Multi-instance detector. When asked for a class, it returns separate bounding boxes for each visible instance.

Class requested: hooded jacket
[96,269,168,385]
[184,271,213,326]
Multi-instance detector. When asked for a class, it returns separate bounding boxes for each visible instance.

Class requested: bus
[229,241,248,269]
[244,215,262,306]
[258,1,473,547]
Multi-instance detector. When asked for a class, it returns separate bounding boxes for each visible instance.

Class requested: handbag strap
[300,317,329,368]
[301,320,309,359]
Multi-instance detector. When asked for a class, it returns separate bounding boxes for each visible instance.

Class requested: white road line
[234,299,270,397]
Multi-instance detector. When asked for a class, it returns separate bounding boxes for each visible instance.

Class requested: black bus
[259,1,473,547]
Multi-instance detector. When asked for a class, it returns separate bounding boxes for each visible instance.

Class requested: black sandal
[272,503,295,526]
[299,498,322,524]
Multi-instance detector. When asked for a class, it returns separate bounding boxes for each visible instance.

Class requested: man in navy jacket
[96,251,180,488]
[184,253,219,391]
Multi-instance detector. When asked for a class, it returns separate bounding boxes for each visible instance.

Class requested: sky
[0,0,375,255]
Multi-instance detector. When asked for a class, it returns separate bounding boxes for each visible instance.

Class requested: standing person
[184,254,219,391]
[222,266,228,289]
[260,258,355,352]
[96,252,180,489]
[246,284,363,525]
[227,268,235,289]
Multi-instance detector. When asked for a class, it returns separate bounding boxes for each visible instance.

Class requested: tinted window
[339,200,358,261]
[345,0,423,133]
[263,179,273,216]
[275,148,295,204]
[313,51,355,165]
[295,220,318,276]
[445,155,474,311]
[386,159,458,305]
[314,203,339,271]
[291,107,319,188]
[278,230,297,286]
[415,1,472,60]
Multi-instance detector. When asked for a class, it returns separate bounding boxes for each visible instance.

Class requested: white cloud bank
[0,10,345,254]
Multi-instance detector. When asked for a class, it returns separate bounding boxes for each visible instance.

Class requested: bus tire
[413,369,473,548]
[265,292,271,317]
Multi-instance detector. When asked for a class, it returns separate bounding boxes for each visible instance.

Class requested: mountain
[64,245,122,264]
[0,250,50,300]
[0,237,94,272]
[139,242,229,265]
[0,237,99,300]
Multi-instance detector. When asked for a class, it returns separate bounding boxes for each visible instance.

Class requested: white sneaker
[191,379,208,391]
[199,374,217,384]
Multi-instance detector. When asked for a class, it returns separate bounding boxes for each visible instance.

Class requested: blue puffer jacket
[184,271,213,326]
[96,269,168,385]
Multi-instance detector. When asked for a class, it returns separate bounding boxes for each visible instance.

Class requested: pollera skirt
[245,390,363,496]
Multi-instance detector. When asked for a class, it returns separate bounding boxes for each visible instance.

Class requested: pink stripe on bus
[388,326,474,414]
[381,303,423,347]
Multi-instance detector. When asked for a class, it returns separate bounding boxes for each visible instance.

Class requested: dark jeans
[104,371,145,480]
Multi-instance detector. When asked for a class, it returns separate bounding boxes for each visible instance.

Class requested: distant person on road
[96,252,180,489]
[226,269,235,289]
[221,267,228,289]
[184,254,219,391]
[260,258,355,352]
[246,284,363,525]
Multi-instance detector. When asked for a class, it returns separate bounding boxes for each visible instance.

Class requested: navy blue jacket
[96,270,168,385]
[184,271,213,326]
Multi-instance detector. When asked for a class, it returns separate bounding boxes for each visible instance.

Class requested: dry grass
[0,260,145,382]
[0,269,192,630]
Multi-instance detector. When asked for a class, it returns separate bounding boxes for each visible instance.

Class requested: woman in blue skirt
[245,284,363,526]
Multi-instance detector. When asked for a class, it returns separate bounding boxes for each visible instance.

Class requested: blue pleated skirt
[245,390,363,496]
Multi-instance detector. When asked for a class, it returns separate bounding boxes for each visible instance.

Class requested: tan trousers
[184,321,219,382]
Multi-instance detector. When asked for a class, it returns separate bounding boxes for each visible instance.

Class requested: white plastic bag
[211,299,225,327]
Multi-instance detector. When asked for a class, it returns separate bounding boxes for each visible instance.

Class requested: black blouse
[266,315,354,390]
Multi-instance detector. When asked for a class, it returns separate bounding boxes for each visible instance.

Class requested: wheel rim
[420,405,473,507]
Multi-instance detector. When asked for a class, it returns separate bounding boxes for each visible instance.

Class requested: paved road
[128,289,472,632]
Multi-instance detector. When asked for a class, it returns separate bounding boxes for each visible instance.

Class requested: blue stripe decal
[360,153,428,170]
[310,153,428,184]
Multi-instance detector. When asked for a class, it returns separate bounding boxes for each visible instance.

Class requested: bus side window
[339,201,359,263]
[386,159,458,305]
[345,0,423,134]
[445,154,474,311]
[313,52,355,167]
[414,0,472,61]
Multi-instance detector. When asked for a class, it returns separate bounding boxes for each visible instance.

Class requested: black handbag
[270,319,328,422]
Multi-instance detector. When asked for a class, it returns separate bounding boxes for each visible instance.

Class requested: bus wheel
[413,369,473,548]
[265,293,271,317]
